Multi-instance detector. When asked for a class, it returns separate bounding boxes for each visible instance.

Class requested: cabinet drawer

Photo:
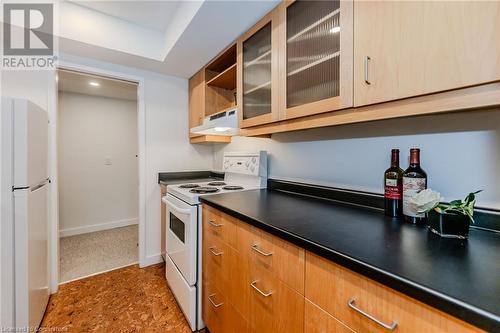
[247,264,304,333]
[203,229,249,317]
[203,205,238,249]
[305,252,483,333]
[202,280,250,333]
[305,300,354,333]
[237,221,305,294]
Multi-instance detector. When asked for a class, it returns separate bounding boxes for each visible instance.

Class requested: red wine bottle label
[402,177,426,217]
[384,179,402,199]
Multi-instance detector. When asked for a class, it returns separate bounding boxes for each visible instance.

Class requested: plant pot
[427,210,470,239]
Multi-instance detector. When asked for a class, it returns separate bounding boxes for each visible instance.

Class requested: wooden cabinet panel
[305,300,354,333]
[237,221,305,294]
[354,1,500,107]
[203,205,238,249]
[203,227,249,317]
[305,252,483,333]
[247,264,304,333]
[238,8,281,128]
[188,69,205,130]
[202,280,250,333]
[279,0,354,120]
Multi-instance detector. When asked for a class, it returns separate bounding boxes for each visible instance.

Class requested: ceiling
[57,69,138,101]
[55,0,280,78]
[71,1,181,32]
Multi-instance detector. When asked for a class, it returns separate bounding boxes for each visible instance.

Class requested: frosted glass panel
[243,23,272,120]
[287,0,340,108]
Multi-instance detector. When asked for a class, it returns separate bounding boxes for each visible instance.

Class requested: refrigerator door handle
[30,179,49,192]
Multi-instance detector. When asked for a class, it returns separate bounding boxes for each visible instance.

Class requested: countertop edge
[200,197,500,332]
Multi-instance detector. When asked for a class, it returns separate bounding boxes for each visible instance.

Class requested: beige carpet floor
[59,225,138,283]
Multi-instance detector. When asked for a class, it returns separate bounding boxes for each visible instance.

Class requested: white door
[165,194,198,286]
[14,184,49,330]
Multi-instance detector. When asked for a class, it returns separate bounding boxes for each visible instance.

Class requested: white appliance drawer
[165,255,197,331]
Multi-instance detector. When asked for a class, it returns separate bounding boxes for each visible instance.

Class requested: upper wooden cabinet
[238,9,281,128]
[238,0,354,128]
[189,69,205,130]
[188,45,236,144]
[354,0,500,107]
[279,0,353,120]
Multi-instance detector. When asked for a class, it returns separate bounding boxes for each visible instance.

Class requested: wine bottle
[403,148,428,224]
[384,149,404,217]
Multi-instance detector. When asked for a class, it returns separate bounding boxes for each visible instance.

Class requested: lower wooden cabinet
[305,252,483,333]
[237,220,305,294]
[305,300,354,333]
[202,205,483,333]
[247,264,304,333]
[202,280,250,333]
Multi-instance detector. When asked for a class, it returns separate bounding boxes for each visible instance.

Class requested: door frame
[48,61,146,293]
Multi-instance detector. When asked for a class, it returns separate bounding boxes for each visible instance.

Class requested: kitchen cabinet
[233,0,500,136]
[188,69,205,131]
[305,252,483,333]
[305,300,354,333]
[353,0,500,107]
[278,0,353,120]
[202,205,484,333]
[237,9,280,128]
[188,45,236,144]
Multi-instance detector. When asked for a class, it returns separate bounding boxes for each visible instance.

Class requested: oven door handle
[165,198,192,215]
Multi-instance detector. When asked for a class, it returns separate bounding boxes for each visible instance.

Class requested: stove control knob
[250,165,255,173]
[252,156,257,164]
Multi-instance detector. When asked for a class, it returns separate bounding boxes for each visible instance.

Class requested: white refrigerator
[1,98,50,330]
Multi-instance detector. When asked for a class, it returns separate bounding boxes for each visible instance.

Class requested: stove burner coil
[189,187,220,194]
[179,184,201,189]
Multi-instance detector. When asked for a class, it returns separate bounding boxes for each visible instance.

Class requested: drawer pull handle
[209,246,223,256]
[251,244,273,257]
[364,56,371,85]
[208,220,223,227]
[208,294,223,308]
[250,280,273,297]
[348,298,398,330]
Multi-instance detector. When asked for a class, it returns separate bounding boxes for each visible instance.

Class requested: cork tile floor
[41,263,192,333]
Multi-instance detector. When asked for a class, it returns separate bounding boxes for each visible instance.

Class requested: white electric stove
[162,151,267,331]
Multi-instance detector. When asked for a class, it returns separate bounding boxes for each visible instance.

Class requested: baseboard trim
[59,218,138,237]
[58,261,139,286]
[141,254,164,268]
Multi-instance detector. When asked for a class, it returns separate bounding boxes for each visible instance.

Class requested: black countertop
[158,171,224,187]
[200,189,500,331]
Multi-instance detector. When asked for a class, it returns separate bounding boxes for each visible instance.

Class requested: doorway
[56,69,140,283]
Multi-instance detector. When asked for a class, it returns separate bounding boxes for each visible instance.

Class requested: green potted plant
[409,189,481,239]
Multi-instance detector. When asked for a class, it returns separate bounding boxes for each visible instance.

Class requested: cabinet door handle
[364,56,371,85]
[251,244,273,257]
[208,246,223,256]
[348,298,397,330]
[250,280,273,297]
[208,294,223,308]
[208,220,223,227]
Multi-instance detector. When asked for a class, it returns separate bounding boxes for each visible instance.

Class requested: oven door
[165,193,198,286]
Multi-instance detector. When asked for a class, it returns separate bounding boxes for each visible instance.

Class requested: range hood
[190,108,239,136]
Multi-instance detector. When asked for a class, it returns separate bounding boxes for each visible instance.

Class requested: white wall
[213,109,500,210]
[58,92,139,236]
[59,54,214,264]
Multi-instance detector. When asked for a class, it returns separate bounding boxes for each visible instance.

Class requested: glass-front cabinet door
[279,0,353,120]
[238,10,280,128]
